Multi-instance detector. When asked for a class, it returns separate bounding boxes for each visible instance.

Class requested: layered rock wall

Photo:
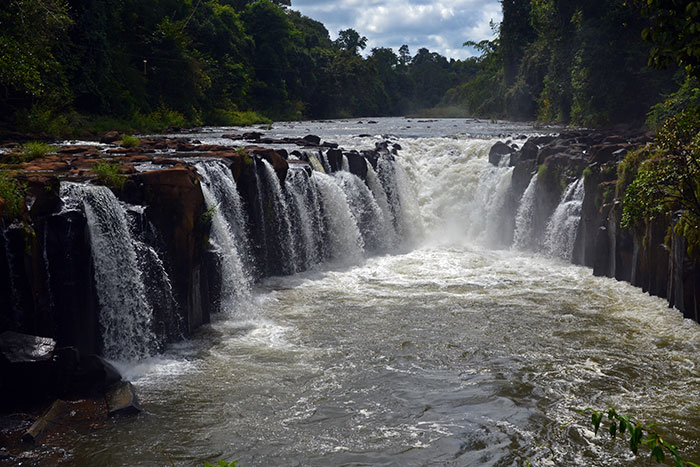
[497,130,700,323]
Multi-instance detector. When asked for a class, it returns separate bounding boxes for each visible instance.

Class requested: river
[68,118,700,466]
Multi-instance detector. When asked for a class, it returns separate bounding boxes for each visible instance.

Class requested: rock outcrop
[495,129,699,323]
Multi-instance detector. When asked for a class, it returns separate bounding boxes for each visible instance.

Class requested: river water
[70,118,700,466]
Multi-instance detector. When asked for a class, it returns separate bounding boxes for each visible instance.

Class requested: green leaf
[609,421,617,439]
[651,445,665,463]
[592,412,603,435]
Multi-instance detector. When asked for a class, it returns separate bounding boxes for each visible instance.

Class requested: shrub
[21,141,55,161]
[0,171,25,220]
[93,161,127,189]
[120,135,140,148]
[204,108,271,126]
[621,111,700,254]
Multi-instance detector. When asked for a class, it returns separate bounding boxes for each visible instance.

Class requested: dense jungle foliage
[441,0,698,126]
[1,0,698,134]
[0,0,477,136]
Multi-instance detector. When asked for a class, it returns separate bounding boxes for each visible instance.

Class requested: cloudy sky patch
[291,0,502,60]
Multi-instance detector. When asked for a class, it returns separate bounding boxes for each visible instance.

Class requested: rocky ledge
[489,129,699,323]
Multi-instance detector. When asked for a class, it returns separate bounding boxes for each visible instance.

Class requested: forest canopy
[0,0,698,135]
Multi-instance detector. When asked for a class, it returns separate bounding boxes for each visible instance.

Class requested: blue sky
[290,0,502,60]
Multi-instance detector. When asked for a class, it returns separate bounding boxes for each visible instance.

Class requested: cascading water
[376,157,421,245]
[285,168,326,269]
[68,120,700,467]
[543,178,585,260]
[196,161,252,309]
[259,159,299,274]
[1,225,22,326]
[60,183,156,361]
[313,172,364,263]
[334,171,391,252]
[513,173,538,250]
[365,159,398,249]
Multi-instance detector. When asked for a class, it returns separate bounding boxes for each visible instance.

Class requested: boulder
[105,381,142,416]
[302,134,321,145]
[0,331,55,363]
[346,151,368,179]
[100,131,121,144]
[22,399,71,443]
[488,141,513,166]
[325,148,343,172]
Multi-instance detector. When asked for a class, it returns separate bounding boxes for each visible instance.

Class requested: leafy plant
[204,461,238,467]
[621,111,700,254]
[120,135,140,148]
[201,205,217,226]
[21,141,55,161]
[93,161,127,189]
[581,407,699,466]
[0,170,25,220]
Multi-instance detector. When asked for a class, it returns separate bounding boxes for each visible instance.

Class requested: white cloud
[291,0,502,60]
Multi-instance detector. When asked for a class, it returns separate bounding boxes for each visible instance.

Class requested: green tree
[334,28,367,56]
[0,0,72,120]
[642,0,700,80]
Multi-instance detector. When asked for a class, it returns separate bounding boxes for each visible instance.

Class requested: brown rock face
[126,167,210,332]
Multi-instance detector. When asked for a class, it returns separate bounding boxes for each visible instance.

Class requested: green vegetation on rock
[120,135,140,148]
[0,171,25,220]
[93,162,127,190]
[20,142,55,161]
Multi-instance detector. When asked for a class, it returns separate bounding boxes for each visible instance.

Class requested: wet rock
[325,148,343,172]
[22,399,70,443]
[105,381,142,417]
[249,148,289,183]
[58,146,97,155]
[520,140,539,160]
[303,135,321,145]
[127,167,209,333]
[0,332,55,363]
[176,142,195,152]
[488,141,513,166]
[100,131,121,143]
[242,131,263,141]
[346,151,368,179]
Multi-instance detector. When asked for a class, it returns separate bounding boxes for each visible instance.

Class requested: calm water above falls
[73,119,700,466]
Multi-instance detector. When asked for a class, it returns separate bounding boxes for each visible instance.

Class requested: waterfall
[513,174,538,250]
[365,160,398,249]
[464,164,514,246]
[42,227,55,315]
[1,225,22,326]
[376,157,421,245]
[334,171,391,252]
[285,169,326,269]
[543,178,585,260]
[341,154,350,172]
[314,172,364,263]
[196,161,252,310]
[259,159,299,274]
[60,183,157,361]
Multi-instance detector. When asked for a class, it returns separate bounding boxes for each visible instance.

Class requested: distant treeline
[0,0,480,135]
[1,0,697,134]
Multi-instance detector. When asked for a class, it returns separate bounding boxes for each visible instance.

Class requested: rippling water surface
[72,118,700,466]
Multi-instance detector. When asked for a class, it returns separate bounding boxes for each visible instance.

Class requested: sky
[290,0,503,60]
